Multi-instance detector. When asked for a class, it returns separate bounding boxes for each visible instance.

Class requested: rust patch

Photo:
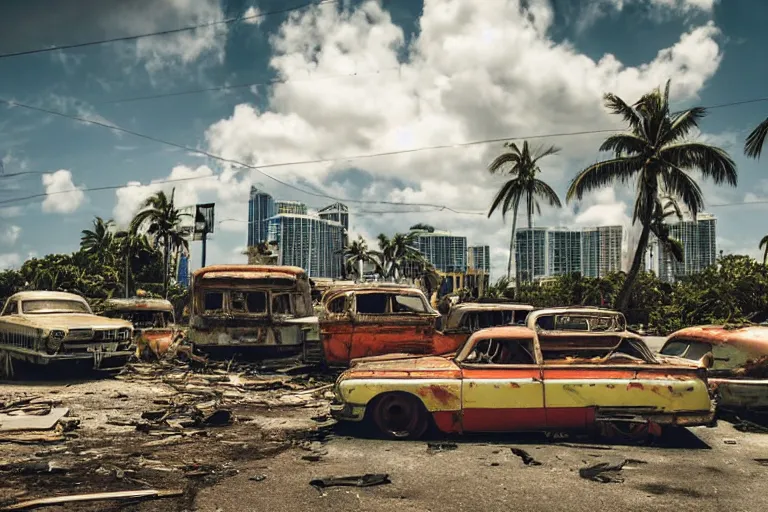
[627,382,644,390]
[418,385,457,405]
[606,384,615,389]
[509,382,520,388]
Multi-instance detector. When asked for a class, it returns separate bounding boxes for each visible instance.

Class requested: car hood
[17,314,132,331]
[346,354,459,374]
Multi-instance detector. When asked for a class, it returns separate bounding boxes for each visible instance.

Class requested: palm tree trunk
[507,211,518,279]
[764,246,767,266]
[615,221,651,312]
[527,207,534,283]
[358,259,363,281]
[163,236,170,298]
[124,248,130,299]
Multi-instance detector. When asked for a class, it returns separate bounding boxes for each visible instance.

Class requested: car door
[319,291,355,365]
[460,336,546,432]
[350,291,435,360]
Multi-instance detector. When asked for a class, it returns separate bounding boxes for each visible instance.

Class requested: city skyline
[656,213,718,283]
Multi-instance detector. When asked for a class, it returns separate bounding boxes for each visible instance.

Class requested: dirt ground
[2,360,768,512]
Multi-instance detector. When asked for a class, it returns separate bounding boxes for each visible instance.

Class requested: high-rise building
[581,225,623,278]
[468,245,491,274]
[657,213,717,282]
[411,229,468,273]
[266,214,344,278]
[274,200,307,215]
[247,187,275,246]
[515,228,548,280]
[318,203,349,247]
[547,229,582,276]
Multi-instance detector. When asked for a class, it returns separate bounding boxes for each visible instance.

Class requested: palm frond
[745,117,768,159]
[566,157,641,202]
[661,167,705,220]
[531,144,561,162]
[488,150,522,174]
[666,107,707,143]
[599,133,648,155]
[532,180,562,208]
[759,235,768,250]
[604,93,644,134]
[659,142,737,186]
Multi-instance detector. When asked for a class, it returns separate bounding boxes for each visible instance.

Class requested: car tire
[369,392,429,440]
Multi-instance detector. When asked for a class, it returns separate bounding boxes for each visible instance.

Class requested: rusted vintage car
[439,302,533,347]
[331,307,714,439]
[660,325,768,414]
[305,284,467,366]
[0,291,134,378]
[101,297,183,360]
[187,265,319,357]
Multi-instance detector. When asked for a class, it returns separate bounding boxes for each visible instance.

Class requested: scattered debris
[579,460,629,483]
[249,475,267,482]
[0,460,69,475]
[0,408,70,433]
[302,454,322,462]
[732,419,768,434]
[723,439,737,445]
[427,442,458,453]
[510,448,542,466]
[554,443,613,451]
[309,474,391,489]
[755,459,768,467]
[0,489,184,511]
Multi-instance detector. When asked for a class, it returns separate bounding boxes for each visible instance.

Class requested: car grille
[67,329,94,340]
[95,329,131,341]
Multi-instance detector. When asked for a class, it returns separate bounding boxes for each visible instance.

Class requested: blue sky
[1,0,766,277]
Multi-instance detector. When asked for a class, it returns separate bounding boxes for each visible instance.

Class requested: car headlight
[46,331,65,354]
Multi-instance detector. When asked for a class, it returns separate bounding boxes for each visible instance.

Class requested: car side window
[356,293,389,314]
[392,294,427,313]
[204,292,224,312]
[465,338,536,365]
[660,339,712,361]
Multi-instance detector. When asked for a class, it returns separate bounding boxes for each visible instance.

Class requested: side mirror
[698,352,714,369]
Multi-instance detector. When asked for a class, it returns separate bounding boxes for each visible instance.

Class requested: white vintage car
[0,291,134,378]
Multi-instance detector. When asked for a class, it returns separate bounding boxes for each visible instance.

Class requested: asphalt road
[195,421,768,512]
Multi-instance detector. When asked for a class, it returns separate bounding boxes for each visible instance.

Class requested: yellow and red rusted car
[331,307,715,439]
[660,325,768,414]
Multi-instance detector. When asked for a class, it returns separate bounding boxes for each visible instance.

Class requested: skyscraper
[581,225,623,278]
[515,228,548,281]
[247,187,275,246]
[266,213,344,278]
[411,229,468,273]
[468,245,491,274]
[318,202,349,247]
[547,228,582,276]
[657,213,717,282]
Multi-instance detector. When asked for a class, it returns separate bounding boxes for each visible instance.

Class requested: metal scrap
[510,448,542,466]
[309,474,391,489]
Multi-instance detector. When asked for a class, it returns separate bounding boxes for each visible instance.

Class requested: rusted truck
[331,307,714,440]
[660,325,768,416]
[187,265,319,358]
[100,297,183,360]
[304,284,466,366]
[0,291,134,378]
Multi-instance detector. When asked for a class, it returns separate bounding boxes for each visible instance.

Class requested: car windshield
[22,299,90,314]
[107,310,173,328]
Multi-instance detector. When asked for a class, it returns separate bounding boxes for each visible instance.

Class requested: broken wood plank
[0,409,70,433]
[1,489,184,510]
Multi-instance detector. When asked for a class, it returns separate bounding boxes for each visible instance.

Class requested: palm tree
[80,217,115,258]
[244,242,278,265]
[759,235,768,265]
[649,193,685,272]
[373,232,424,280]
[341,236,373,280]
[114,230,151,297]
[745,116,768,159]
[130,189,190,297]
[487,141,562,282]
[567,80,737,311]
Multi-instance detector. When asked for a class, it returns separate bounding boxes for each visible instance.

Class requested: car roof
[8,291,87,302]
[667,325,768,353]
[103,298,174,312]
[468,326,536,340]
[450,303,534,312]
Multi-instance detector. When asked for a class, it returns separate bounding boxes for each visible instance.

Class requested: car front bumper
[330,400,366,422]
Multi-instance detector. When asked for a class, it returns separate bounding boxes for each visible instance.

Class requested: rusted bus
[101,298,179,360]
[332,316,714,440]
[311,284,451,366]
[188,265,318,357]
[660,325,768,412]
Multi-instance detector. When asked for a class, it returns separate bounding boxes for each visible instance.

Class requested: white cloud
[112,0,228,75]
[0,253,20,270]
[577,0,717,31]
[195,0,727,277]
[1,225,21,246]
[41,170,85,214]
[243,6,263,25]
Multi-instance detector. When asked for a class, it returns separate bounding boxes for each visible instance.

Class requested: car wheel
[370,392,429,440]
[597,421,662,443]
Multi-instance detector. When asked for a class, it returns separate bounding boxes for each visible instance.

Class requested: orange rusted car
[660,325,768,413]
[101,297,181,360]
[331,307,714,439]
[305,284,467,366]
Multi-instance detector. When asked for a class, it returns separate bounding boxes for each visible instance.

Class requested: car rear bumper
[596,406,717,427]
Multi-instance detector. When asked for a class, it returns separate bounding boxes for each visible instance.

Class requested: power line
[0,0,338,60]
[98,68,399,105]
[2,93,768,210]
